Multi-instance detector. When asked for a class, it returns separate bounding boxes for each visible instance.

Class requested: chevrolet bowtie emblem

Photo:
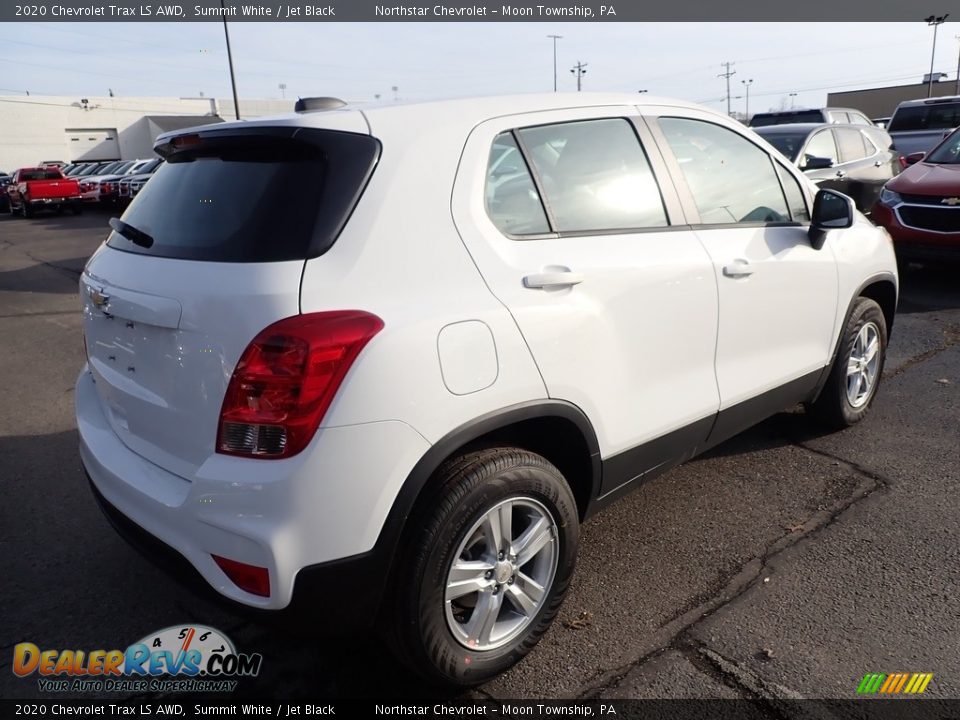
[941,197,960,206]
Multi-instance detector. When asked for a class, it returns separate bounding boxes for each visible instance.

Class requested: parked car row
[751,98,959,260]
[62,157,164,207]
[3,157,164,217]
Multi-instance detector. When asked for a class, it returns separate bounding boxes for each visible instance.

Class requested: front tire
[809,297,887,430]
[387,448,579,686]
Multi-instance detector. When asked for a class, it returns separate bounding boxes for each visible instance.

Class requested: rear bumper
[27,196,81,207]
[87,471,388,632]
[76,368,430,616]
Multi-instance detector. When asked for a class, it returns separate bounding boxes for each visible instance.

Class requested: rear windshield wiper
[109,217,154,249]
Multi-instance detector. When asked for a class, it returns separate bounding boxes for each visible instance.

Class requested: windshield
[889,103,960,132]
[755,131,805,162]
[108,128,380,263]
[926,129,960,164]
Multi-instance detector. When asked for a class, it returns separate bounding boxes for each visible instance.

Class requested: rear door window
[517,118,669,233]
[108,128,380,262]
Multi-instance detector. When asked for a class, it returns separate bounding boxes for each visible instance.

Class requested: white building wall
[0,96,292,171]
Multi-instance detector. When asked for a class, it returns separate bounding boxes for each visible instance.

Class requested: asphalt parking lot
[1,210,958,702]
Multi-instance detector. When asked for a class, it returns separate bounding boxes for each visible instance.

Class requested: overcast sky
[1,22,957,114]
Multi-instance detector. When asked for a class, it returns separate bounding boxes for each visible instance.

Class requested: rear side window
[836,128,867,162]
[889,103,960,132]
[829,111,851,124]
[659,117,790,225]
[108,128,380,262]
[484,133,550,235]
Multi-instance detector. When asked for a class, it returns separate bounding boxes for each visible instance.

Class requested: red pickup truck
[7,167,82,217]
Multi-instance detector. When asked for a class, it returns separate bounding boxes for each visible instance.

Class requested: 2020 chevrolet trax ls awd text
[78,93,898,684]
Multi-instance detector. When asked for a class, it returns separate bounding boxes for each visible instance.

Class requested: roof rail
[294,97,348,113]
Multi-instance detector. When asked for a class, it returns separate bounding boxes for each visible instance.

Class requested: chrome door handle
[722,259,754,278]
[835,170,846,178]
[523,271,584,289]
[874,160,883,167]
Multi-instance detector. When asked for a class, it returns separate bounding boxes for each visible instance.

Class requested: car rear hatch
[81,122,380,479]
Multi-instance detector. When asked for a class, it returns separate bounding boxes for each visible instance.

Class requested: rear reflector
[212,555,270,597]
[217,310,384,459]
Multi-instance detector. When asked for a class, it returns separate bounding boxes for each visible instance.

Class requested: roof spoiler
[294,97,347,113]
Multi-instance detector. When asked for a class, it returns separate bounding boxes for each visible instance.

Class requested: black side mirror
[809,189,855,250]
[904,151,926,166]
[802,155,834,171]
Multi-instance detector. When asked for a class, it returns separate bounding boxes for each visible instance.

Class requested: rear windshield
[889,103,960,132]
[107,127,380,263]
[750,111,823,127]
[20,169,63,180]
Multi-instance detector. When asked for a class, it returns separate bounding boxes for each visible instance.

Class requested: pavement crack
[579,470,884,699]
[887,325,960,379]
[790,443,894,490]
[676,638,800,703]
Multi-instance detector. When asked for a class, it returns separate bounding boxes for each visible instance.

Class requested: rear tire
[808,297,887,430]
[22,199,32,218]
[386,447,579,686]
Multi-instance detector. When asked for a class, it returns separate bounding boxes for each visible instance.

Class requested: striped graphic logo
[857,673,934,695]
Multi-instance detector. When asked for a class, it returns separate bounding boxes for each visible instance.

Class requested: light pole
[925,14,950,98]
[221,0,240,119]
[547,35,563,92]
[789,92,797,109]
[278,83,286,99]
[741,78,754,121]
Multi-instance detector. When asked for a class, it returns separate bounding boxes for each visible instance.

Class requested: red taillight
[217,311,384,459]
[211,555,270,597]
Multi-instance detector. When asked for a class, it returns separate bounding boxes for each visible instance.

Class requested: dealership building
[827,81,959,120]
[0,95,291,170]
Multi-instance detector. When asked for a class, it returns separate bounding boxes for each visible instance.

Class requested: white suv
[77,94,897,685]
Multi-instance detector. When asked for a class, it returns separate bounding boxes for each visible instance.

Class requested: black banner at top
[0,0,943,23]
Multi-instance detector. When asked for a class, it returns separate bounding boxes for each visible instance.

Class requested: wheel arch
[810,272,897,403]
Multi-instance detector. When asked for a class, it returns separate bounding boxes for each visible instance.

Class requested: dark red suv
[872,126,960,261]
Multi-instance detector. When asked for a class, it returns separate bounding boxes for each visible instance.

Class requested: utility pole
[955,35,960,95]
[548,34,563,92]
[789,92,797,108]
[221,0,240,119]
[741,78,753,122]
[278,83,286,99]
[925,14,949,98]
[718,61,736,117]
[570,61,588,91]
